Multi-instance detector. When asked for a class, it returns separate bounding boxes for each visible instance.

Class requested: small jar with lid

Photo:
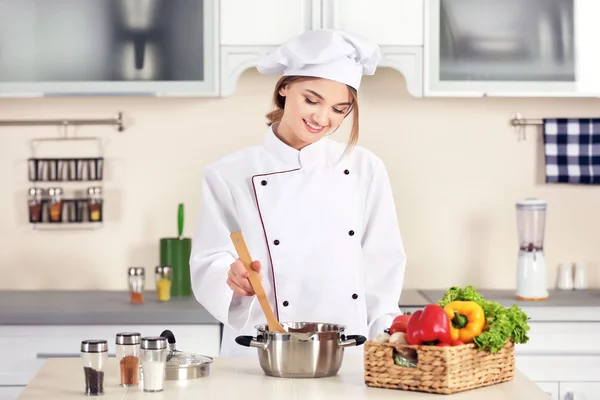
[128,267,145,304]
[140,336,168,392]
[87,187,103,222]
[115,332,141,387]
[155,266,173,302]
[47,187,63,222]
[28,188,44,223]
[80,339,108,396]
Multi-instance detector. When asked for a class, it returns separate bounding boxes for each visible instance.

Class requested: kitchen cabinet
[424,0,599,97]
[219,0,424,97]
[0,324,220,392]
[559,382,600,399]
[0,0,219,97]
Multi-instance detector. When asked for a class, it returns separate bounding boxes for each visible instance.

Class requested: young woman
[190,29,407,357]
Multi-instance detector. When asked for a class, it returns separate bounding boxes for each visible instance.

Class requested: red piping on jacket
[251,168,300,322]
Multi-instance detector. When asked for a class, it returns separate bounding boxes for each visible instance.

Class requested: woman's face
[278,78,353,149]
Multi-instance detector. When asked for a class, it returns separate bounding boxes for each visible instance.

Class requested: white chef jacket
[190,126,407,357]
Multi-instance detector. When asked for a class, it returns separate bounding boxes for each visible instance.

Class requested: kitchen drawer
[560,382,600,399]
[0,324,221,386]
[516,355,600,382]
[515,322,600,356]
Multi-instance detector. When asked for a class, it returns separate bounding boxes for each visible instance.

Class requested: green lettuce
[438,285,530,353]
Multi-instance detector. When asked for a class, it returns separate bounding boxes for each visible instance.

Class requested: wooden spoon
[230,231,286,333]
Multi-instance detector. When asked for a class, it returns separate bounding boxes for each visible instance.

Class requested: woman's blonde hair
[265,76,359,153]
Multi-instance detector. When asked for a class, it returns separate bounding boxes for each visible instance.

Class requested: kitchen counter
[0,290,220,325]
[0,290,428,325]
[421,288,600,321]
[19,356,549,400]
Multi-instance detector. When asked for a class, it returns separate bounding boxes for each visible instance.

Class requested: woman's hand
[227,259,262,297]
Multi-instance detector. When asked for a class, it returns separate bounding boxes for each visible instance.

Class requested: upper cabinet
[0,0,219,97]
[219,0,424,97]
[424,0,598,97]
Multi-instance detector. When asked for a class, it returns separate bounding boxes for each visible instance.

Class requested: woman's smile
[303,119,326,134]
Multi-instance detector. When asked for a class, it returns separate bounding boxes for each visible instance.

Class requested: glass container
[115,332,141,387]
[28,188,44,223]
[128,267,145,304]
[48,187,63,222]
[80,339,108,396]
[155,265,172,302]
[87,187,103,222]
[140,336,168,392]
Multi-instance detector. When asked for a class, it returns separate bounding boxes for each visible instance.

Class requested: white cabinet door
[322,0,423,46]
[220,0,317,45]
[574,0,600,95]
[424,0,582,97]
[560,382,600,400]
[0,386,25,400]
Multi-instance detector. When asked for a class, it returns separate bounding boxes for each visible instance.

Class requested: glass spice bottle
[87,187,103,222]
[128,267,145,304]
[115,332,141,387]
[48,187,64,223]
[155,266,173,302]
[80,339,108,396]
[28,188,44,223]
[140,337,168,393]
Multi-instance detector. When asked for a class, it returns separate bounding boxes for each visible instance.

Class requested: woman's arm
[362,158,407,338]
[189,165,256,331]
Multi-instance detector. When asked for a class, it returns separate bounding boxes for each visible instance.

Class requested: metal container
[235,322,366,378]
[159,330,213,381]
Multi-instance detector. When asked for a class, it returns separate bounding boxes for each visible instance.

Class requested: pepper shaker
[80,339,108,396]
[128,267,145,304]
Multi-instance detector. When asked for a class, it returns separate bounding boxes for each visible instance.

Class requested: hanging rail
[510,114,543,127]
[0,112,125,132]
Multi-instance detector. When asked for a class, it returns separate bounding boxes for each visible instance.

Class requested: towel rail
[0,112,125,132]
[510,115,543,127]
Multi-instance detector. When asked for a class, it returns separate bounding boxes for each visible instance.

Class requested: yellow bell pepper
[443,301,486,343]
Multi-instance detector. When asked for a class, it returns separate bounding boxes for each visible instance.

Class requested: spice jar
[140,336,168,392]
[115,332,141,387]
[28,188,44,223]
[128,267,145,304]
[87,187,103,222]
[48,187,63,223]
[155,266,173,302]
[80,339,108,396]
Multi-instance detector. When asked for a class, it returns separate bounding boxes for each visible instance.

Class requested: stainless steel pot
[235,322,366,379]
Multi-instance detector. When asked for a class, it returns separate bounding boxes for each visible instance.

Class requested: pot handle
[339,335,367,348]
[235,335,268,350]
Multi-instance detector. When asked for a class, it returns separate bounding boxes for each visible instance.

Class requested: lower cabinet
[559,382,600,399]
[0,323,221,399]
[533,382,559,399]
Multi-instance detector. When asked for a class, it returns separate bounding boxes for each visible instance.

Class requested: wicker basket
[363,340,515,395]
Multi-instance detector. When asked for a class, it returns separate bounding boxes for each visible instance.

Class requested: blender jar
[115,332,141,387]
[80,339,108,396]
[516,198,547,252]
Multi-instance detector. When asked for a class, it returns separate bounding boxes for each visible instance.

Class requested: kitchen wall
[2,67,600,292]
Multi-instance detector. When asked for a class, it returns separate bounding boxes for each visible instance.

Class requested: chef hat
[255,29,381,90]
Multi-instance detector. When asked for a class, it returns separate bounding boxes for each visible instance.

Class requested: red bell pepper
[406,304,452,346]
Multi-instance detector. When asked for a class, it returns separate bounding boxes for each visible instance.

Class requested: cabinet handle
[566,392,576,400]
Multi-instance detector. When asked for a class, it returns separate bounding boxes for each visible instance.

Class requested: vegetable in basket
[405,304,452,346]
[443,300,486,344]
[438,285,530,353]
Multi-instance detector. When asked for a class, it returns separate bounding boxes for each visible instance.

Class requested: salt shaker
[574,262,588,290]
[81,339,108,396]
[557,263,573,290]
[140,337,168,392]
[115,332,141,387]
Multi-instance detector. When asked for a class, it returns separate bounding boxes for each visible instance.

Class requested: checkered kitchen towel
[543,118,600,184]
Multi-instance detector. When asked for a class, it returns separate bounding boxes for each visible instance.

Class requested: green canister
[159,204,192,297]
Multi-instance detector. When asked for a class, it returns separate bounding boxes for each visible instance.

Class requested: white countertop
[20,356,549,399]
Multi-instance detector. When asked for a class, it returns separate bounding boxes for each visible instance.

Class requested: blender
[515,198,548,301]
